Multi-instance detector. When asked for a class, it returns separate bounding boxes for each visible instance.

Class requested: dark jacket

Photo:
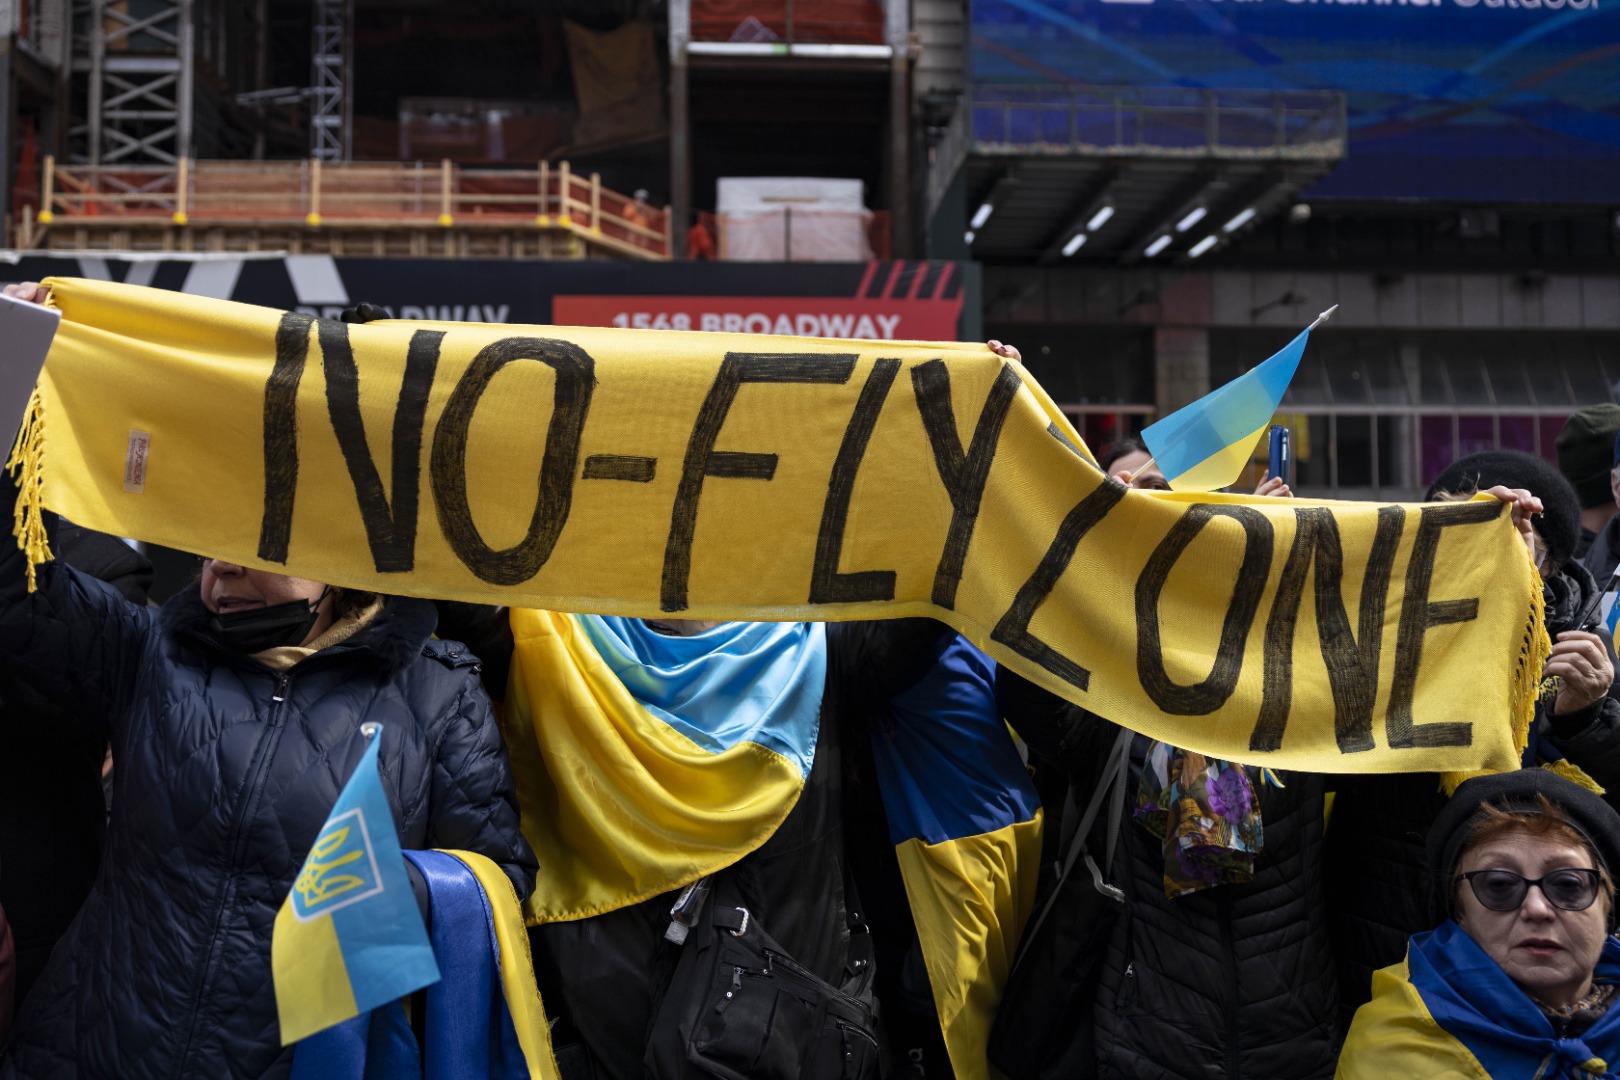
[997,669,1340,1080]
[0,551,536,1080]
[0,522,152,1007]
[1325,559,1620,1024]
[525,618,947,1080]
[1583,513,1620,589]
[0,901,12,1047]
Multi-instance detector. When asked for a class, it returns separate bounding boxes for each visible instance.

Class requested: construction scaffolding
[22,156,674,259]
[308,0,350,161]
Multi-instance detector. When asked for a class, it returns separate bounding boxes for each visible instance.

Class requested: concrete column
[1154,325,1210,417]
[668,0,690,257]
[884,0,910,256]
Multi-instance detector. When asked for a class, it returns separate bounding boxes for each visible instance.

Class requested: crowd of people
[3,284,1620,1079]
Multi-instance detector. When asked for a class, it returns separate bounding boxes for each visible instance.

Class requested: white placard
[0,289,61,448]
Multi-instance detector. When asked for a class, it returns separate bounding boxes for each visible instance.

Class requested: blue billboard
[971,0,1620,203]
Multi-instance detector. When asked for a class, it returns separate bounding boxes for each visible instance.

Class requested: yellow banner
[24,277,1543,775]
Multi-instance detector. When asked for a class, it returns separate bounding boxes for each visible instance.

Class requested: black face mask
[208,588,330,653]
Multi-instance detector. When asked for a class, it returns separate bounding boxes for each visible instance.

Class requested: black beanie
[1429,769,1620,918]
[1556,405,1620,510]
[1426,450,1581,568]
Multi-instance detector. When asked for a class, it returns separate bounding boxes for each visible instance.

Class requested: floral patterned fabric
[1133,742,1265,898]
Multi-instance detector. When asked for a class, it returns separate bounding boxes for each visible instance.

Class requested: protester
[1328,451,1620,1024]
[1583,429,1620,593]
[437,605,948,1080]
[996,662,1341,1079]
[984,341,1331,1077]
[0,282,537,1079]
[1337,769,1620,1078]
[1557,404,1620,561]
[0,521,151,1008]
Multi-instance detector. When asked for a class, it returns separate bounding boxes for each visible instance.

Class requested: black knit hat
[1429,769,1620,917]
[1556,405,1620,509]
[1426,450,1581,568]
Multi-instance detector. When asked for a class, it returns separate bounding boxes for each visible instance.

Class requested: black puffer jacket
[0,553,536,1079]
[1326,560,1620,1023]
[998,670,1340,1080]
[0,522,152,1006]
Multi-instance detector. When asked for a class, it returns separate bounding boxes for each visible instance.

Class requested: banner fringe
[6,386,50,592]
[1443,545,1548,794]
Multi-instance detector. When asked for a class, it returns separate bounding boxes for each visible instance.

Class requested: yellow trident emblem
[294,823,370,913]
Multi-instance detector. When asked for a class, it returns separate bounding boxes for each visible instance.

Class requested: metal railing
[971,85,1347,160]
[23,156,674,259]
[690,0,886,46]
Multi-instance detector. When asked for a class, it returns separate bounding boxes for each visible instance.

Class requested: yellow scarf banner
[21,277,1544,775]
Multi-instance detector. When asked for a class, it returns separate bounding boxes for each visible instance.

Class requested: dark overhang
[961,85,1346,267]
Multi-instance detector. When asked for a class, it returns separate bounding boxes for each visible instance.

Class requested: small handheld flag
[272,722,440,1045]
[1140,305,1336,492]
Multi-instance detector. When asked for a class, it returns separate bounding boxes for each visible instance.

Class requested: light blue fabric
[291,726,439,1028]
[575,615,827,780]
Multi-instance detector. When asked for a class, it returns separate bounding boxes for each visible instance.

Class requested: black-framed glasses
[1456,868,1603,912]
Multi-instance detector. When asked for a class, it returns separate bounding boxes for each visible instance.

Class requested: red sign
[553,295,965,341]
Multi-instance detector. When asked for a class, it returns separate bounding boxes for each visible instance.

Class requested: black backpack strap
[1012,726,1133,971]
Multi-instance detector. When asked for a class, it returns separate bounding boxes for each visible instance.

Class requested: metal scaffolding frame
[309,0,350,161]
[82,0,195,164]
[64,0,313,167]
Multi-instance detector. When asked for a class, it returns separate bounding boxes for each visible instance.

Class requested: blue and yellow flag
[290,850,560,1080]
[501,610,824,923]
[1338,920,1620,1079]
[499,617,1041,1075]
[1141,322,1316,491]
[272,725,440,1045]
[868,633,1043,1080]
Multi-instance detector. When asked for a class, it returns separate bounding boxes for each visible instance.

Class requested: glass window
[1443,354,1493,406]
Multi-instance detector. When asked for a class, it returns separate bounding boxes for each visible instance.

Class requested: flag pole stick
[1307,304,1339,332]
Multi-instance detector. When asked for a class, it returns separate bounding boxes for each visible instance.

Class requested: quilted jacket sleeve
[426,677,538,901]
[0,504,153,734]
[1544,693,1620,792]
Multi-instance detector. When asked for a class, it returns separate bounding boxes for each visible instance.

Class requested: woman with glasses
[1338,769,1620,1078]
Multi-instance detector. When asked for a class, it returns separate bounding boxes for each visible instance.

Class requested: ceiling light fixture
[1223,206,1257,233]
[1061,232,1087,256]
[1144,234,1172,257]
[1175,205,1208,233]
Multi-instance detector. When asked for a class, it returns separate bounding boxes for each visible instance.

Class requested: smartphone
[1267,425,1291,488]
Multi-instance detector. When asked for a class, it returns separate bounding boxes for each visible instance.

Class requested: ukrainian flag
[272,725,440,1045]
[289,849,560,1080]
[500,610,823,923]
[867,633,1043,1080]
[1141,325,1312,491]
